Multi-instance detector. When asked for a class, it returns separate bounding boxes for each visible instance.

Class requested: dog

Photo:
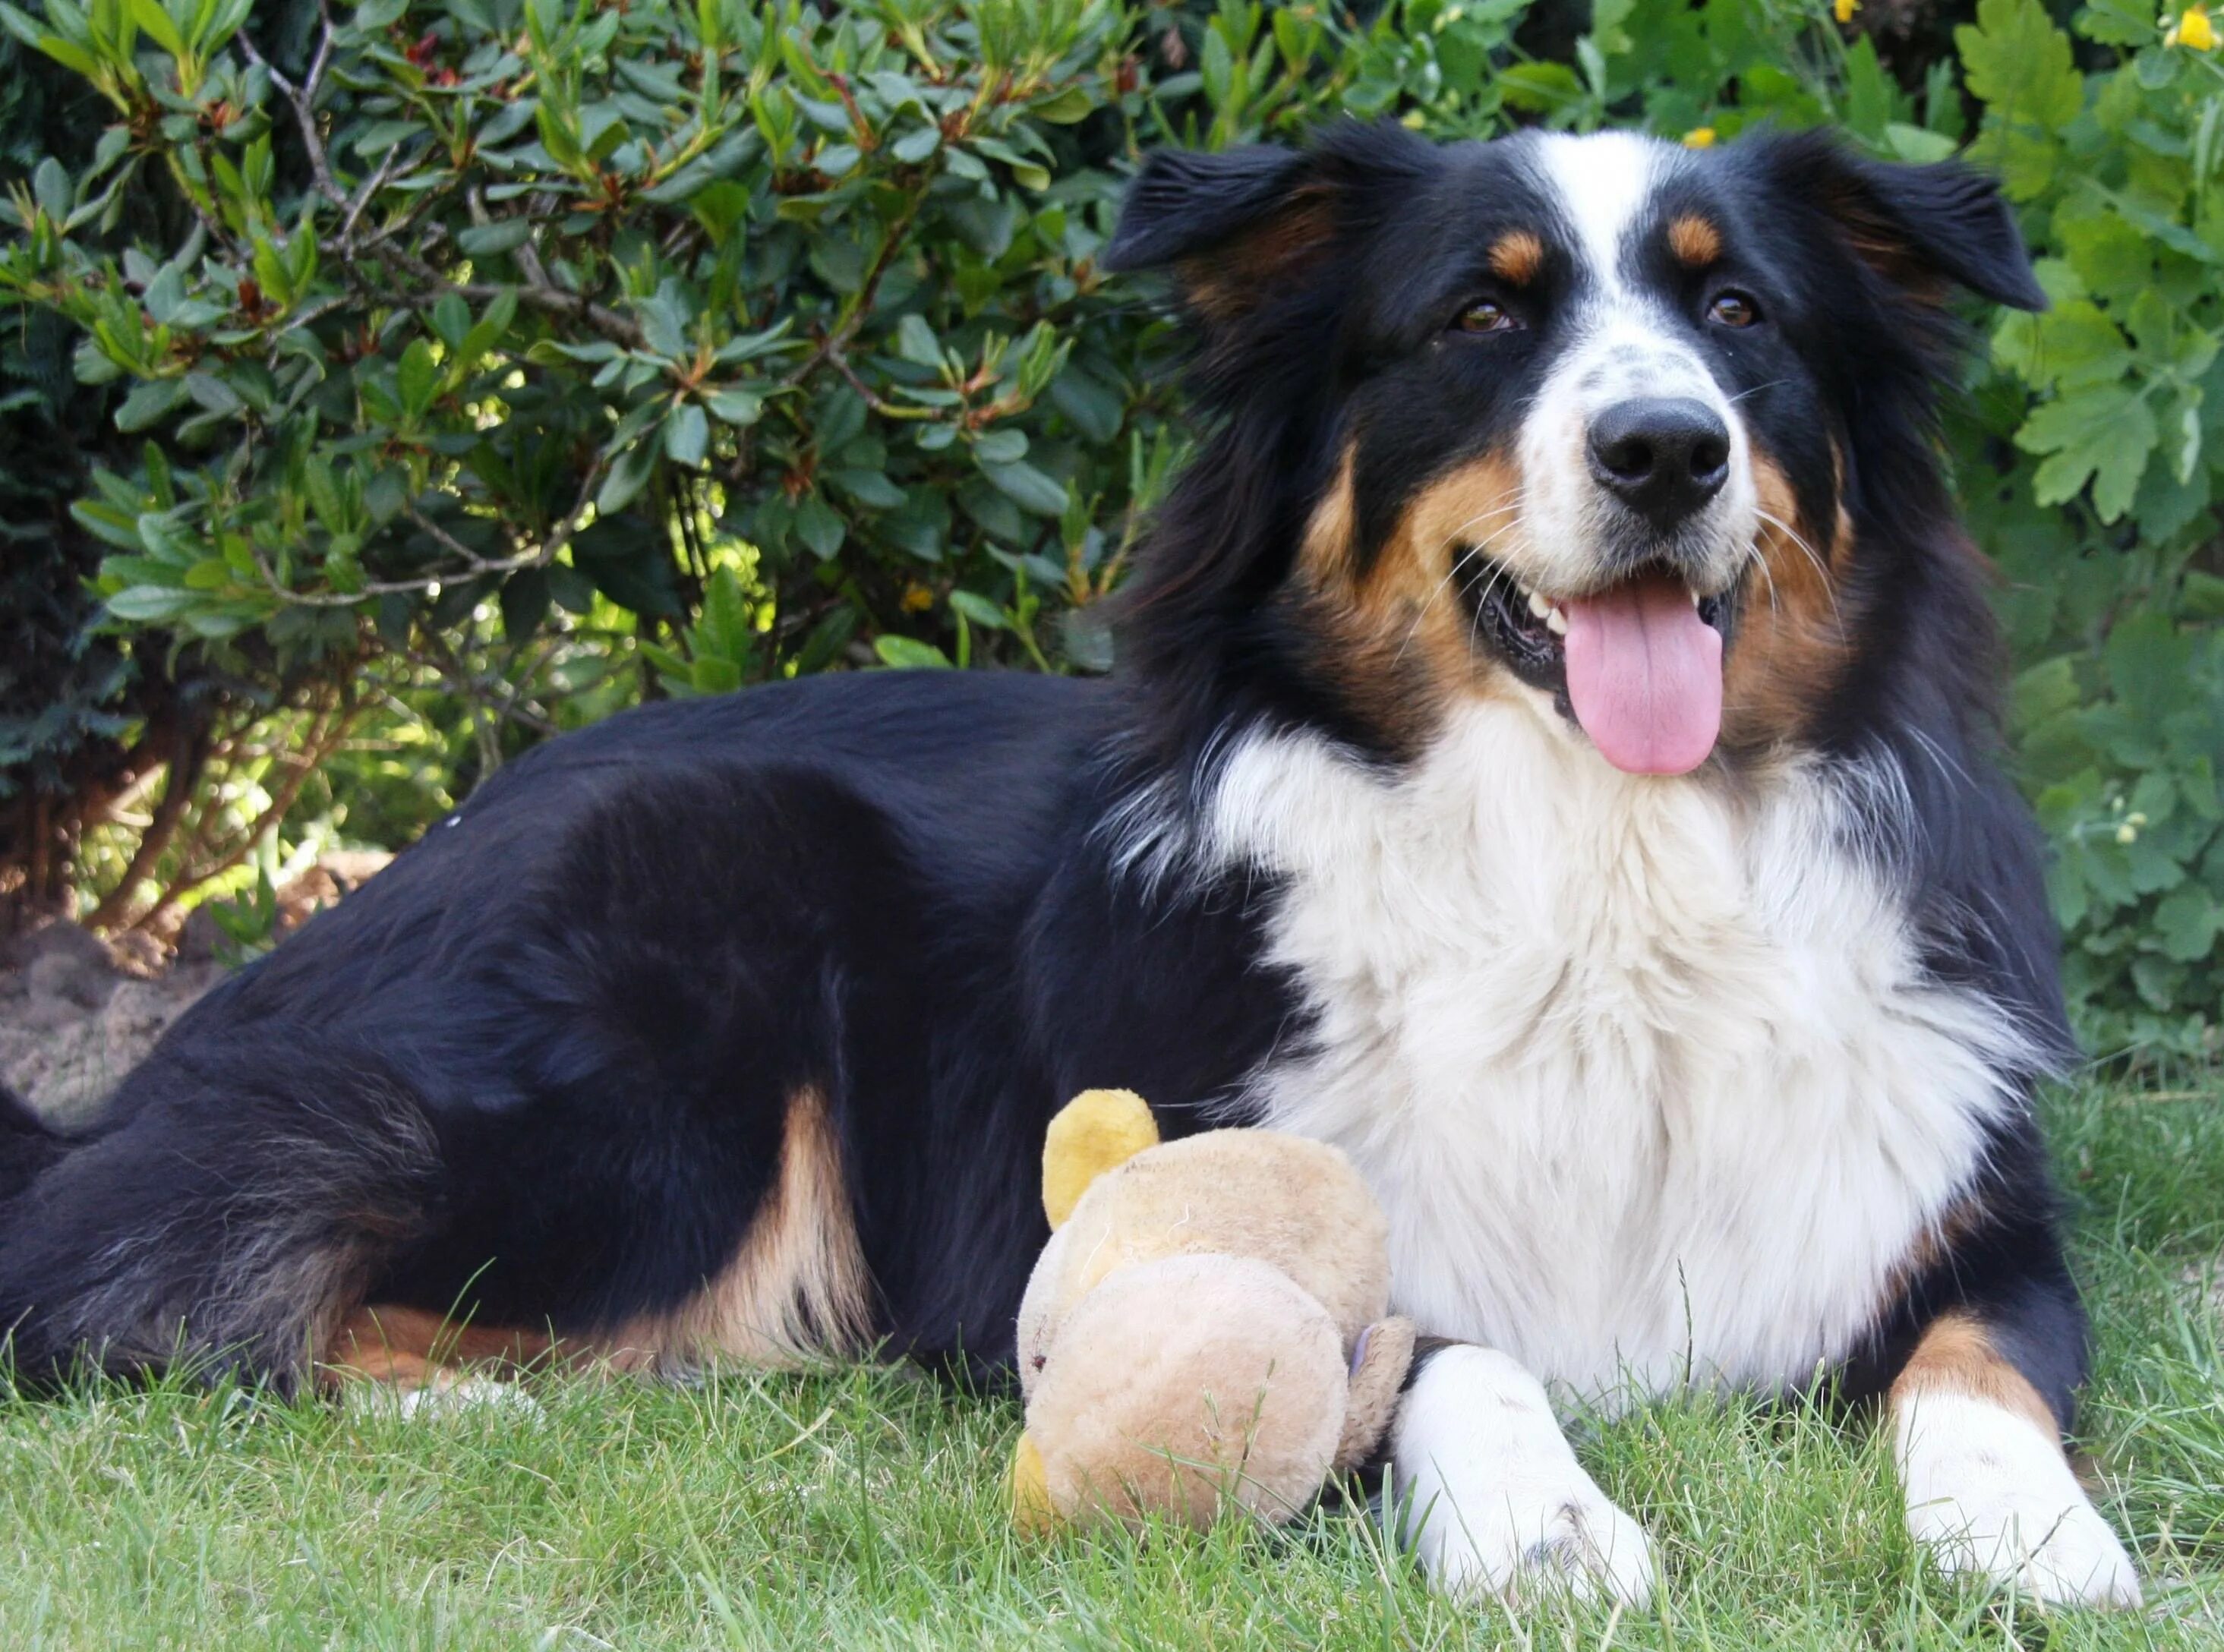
[0,123,2141,1608]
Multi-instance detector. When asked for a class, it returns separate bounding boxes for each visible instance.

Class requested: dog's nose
[1586,398,1731,528]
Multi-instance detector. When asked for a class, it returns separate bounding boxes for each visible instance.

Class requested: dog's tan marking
[1721,446,1857,749]
[1891,1310,2059,1438]
[1667,213,1722,267]
[612,1083,870,1371]
[325,1086,868,1395]
[1487,229,1545,286]
[1295,449,1525,751]
[325,1303,554,1389]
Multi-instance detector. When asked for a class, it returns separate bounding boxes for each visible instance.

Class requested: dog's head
[1107,125,2043,776]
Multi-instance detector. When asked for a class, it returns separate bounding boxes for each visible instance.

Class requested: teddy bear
[1010,1087,1416,1533]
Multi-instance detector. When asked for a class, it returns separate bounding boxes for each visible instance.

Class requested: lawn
[1,1075,2219,1650]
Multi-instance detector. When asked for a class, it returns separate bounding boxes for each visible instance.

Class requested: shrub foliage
[1,0,2220,1057]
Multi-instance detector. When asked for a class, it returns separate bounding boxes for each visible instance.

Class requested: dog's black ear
[1760,131,2046,312]
[1103,146,1312,273]
[1103,144,1332,323]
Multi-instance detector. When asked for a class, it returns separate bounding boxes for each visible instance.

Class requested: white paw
[1410,1470,1655,1607]
[350,1375,547,1424]
[1897,1392,2140,1609]
[1392,1346,1655,1609]
[1910,1486,2142,1609]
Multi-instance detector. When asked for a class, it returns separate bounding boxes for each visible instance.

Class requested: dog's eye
[1455,301,1521,335]
[1707,291,1760,329]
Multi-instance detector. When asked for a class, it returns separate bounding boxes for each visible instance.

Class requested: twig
[83,724,208,932]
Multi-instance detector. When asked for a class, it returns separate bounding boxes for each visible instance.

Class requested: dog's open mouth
[1462,553,1730,776]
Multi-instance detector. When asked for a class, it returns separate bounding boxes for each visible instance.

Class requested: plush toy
[1011,1088,1415,1533]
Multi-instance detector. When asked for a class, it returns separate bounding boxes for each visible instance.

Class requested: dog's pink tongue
[1561,572,1723,776]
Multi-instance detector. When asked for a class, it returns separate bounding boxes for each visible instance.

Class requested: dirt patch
[0,853,390,1127]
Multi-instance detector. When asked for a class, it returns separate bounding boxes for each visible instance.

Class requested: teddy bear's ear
[1042,1088,1159,1228]
[1333,1316,1418,1473]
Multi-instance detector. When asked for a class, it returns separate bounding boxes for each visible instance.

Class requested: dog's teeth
[1544,607,1569,636]
[1527,591,1553,620]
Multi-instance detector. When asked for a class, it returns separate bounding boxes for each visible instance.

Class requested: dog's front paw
[1392,1345,1655,1609]
[1898,1391,2141,1609]
[1910,1485,2141,1609]
[1410,1471,1655,1607]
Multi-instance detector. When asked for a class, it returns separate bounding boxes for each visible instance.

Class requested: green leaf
[894,314,942,369]
[947,588,1008,631]
[1882,123,1957,163]
[596,443,658,514]
[126,0,185,58]
[980,459,1067,517]
[1030,85,1095,123]
[396,338,440,419]
[664,402,708,467]
[828,468,904,509]
[115,377,191,431]
[890,125,940,163]
[874,634,951,669]
[105,585,205,621]
[2017,385,2156,522]
[1954,0,2082,131]
[456,219,535,257]
[431,292,472,348]
[705,388,764,426]
[793,494,845,559]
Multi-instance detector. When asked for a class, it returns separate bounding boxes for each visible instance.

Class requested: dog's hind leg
[0,1030,442,1393]
[325,1304,556,1420]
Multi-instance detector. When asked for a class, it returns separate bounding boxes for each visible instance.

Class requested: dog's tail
[0,1032,442,1392]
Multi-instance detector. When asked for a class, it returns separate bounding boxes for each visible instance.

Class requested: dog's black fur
[0,125,2084,1430]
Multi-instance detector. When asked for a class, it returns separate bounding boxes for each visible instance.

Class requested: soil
[0,852,390,1127]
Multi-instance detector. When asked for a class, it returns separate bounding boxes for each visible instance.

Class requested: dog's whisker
[1753,508,1842,628]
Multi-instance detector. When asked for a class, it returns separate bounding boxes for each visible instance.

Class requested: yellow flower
[2165,5,2219,47]
[900,582,934,613]
[1834,0,1860,21]
[1683,126,1718,149]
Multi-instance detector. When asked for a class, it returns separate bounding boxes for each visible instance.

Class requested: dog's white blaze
[1895,1390,2142,1606]
[1203,702,2036,1405]
[1513,132,1757,597]
[1535,130,1661,292]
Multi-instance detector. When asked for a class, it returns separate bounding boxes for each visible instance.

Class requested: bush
[1,0,2220,1058]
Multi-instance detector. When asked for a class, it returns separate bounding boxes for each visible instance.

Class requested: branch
[780,181,931,391]
[251,458,603,609]
[245,13,645,353]
[238,10,343,210]
[83,724,208,932]
[130,711,354,937]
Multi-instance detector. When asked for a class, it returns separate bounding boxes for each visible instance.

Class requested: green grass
[2,1076,2222,1649]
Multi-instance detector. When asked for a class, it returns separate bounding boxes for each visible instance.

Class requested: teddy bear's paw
[1390,1346,1654,1611]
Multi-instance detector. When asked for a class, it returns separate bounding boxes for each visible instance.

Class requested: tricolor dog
[0,125,2140,1608]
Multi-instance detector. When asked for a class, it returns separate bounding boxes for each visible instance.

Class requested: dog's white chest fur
[1202,704,2029,1402]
